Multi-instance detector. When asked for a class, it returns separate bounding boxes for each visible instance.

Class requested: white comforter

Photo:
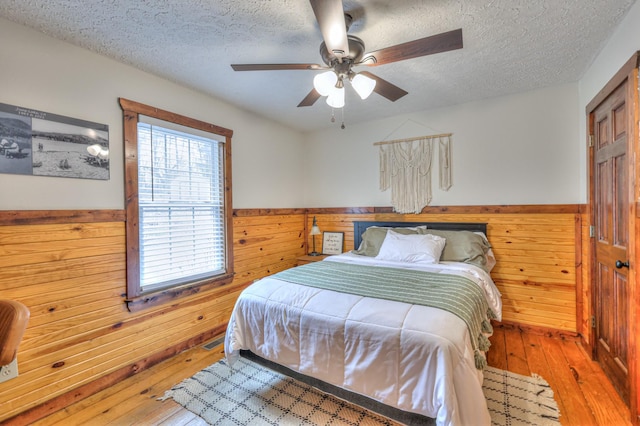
[225,253,502,426]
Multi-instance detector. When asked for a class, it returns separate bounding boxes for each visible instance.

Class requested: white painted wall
[0,18,305,210]
[302,0,640,209]
[303,83,581,207]
[578,0,640,195]
[3,1,638,212]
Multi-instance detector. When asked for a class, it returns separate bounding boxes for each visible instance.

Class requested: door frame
[586,51,639,424]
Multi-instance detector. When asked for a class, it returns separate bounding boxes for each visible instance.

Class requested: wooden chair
[0,300,30,366]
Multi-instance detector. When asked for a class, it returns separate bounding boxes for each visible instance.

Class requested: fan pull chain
[329,108,346,129]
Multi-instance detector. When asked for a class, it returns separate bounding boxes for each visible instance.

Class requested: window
[119,98,234,311]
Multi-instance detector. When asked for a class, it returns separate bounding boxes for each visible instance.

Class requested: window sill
[125,273,234,313]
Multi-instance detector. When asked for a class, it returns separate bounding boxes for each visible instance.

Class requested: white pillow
[375,230,446,264]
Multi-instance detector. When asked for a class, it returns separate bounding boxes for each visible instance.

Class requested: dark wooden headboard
[353,221,488,250]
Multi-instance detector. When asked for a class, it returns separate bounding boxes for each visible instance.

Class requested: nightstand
[296,254,328,266]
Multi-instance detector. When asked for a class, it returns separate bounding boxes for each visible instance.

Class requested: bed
[225,221,502,426]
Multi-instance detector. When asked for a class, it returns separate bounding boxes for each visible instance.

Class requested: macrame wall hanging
[375,132,453,214]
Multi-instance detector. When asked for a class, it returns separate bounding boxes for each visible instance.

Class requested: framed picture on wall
[322,231,344,255]
[0,101,109,180]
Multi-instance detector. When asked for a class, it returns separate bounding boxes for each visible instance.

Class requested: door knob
[615,260,629,269]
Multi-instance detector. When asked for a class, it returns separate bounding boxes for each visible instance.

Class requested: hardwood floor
[29,327,631,426]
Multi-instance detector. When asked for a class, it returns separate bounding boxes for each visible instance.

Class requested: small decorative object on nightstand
[322,231,344,255]
[309,216,321,256]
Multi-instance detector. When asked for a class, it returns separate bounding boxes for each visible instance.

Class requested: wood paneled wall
[305,207,587,334]
[0,211,306,423]
[0,205,588,422]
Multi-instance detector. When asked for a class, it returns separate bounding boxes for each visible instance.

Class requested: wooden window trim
[119,98,234,312]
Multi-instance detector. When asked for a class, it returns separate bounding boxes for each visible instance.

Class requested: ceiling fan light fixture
[351,73,376,100]
[326,86,345,108]
[313,71,338,96]
[231,1,464,111]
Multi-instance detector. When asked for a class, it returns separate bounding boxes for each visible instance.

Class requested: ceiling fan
[231,0,463,109]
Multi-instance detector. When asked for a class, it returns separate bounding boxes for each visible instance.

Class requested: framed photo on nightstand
[322,231,344,255]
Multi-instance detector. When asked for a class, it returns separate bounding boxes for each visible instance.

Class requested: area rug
[160,357,560,425]
[482,365,560,425]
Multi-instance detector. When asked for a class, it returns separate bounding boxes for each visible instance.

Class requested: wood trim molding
[121,106,141,299]
[0,204,587,227]
[492,320,579,340]
[0,210,125,226]
[586,51,639,113]
[1,324,229,426]
[125,274,235,312]
[574,213,584,338]
[118,98,233,138]
[233,208,307,217]
[306,204,585,215]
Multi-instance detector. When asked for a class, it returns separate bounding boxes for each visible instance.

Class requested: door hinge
[589,134,594,147]
[591,316,596,328]
[589,225,595,238]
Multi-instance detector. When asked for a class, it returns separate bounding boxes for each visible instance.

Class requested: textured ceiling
[0,0,636,132]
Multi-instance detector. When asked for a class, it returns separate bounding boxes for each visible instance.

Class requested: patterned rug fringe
[482,367,561,425]
[531,373,561,421]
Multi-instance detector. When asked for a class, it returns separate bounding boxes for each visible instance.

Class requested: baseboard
[492,320,579,340]
[578,334,595,360]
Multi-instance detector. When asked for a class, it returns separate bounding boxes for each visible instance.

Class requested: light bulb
[313,71,338,96]
[326,86,345,108]
[351,73,376,99]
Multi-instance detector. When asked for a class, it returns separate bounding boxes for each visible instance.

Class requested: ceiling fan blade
[360,28,463,66]
[309,0,349,60]
[231,63,323,71]
[359,71,408,102]
[297,89,322,107]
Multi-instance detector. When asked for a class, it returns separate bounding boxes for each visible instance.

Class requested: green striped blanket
[273,260,495,369]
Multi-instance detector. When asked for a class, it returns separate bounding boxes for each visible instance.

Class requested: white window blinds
[137,119,226,291]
